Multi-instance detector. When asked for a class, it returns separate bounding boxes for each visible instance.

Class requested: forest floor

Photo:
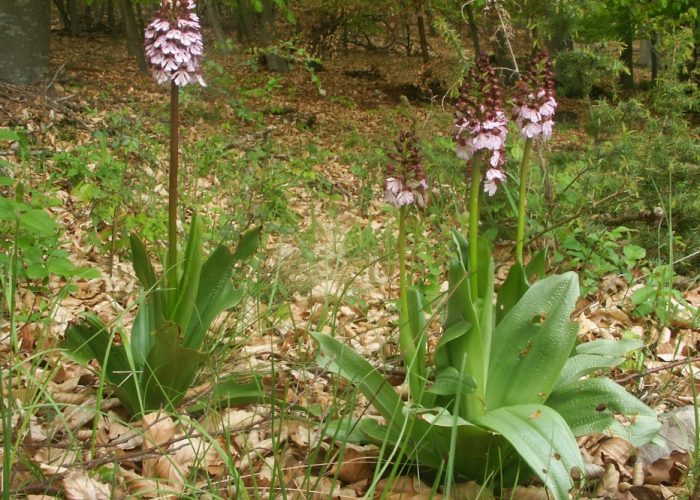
[1,30,700,499]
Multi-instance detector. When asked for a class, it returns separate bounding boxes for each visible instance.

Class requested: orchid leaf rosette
[63,1,263,418]
[312,57,659,499]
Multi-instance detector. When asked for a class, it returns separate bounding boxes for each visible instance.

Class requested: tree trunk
[416,2,429,64]
[67,0,81,36]
[116,0,147,74]
[651,34,659,86]
[107,0,115,35]
[465,2,481,58]
[53,0,70,31]
[233,0,252,45]
[0,0,50,84]
[621,28,634,89]
[205,0,230,52]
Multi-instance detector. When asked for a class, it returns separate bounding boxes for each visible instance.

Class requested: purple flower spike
[454,56,508,196]
[385,130,428,209]
[513,52,557,139]
[145,0,206,87]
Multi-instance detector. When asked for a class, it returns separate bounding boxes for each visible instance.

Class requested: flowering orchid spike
[513,52,557,139]
[454,56,508,195]
[385,129,428,208]
[144,0,206,87]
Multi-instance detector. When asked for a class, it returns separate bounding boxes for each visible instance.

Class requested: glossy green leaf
[525,248,547,281]
[557,338,643,388]
[312,332,404,422]
[184,227,260,349]
[129,234,163,368]
[496,262,529,324]
[141,322,206,412]
[475,405,583,500]
[171,215,203,331]
[63,315,141,415]
[546,378,660,446]
[487,273,579,409]
[427,367,477,396]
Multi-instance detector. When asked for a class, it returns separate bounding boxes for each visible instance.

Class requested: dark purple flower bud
[385,129,428,208]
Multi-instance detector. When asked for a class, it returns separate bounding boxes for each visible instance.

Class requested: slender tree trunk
[416,1,430,64]
[234,0,251,45]
[116,0,147,74]
[0,0,50,84]
[405,22,411,56]
[651,34,658,86]
[53,0,70,31]
[107,0,115,35]
[620,20,635,89]
[67,0,81,36]
[205,0,230,52]
[465,2,481,58]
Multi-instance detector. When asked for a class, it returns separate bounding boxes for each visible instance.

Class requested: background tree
[0,0,51,85]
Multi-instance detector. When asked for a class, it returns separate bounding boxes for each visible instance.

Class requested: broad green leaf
[427,367,477,396]
[475,405,583,500]
[171,215,203,331]
[359,418,447,471]
[557,338,643,388]
[487,273,579,409]
[47,257,75,276]
[129,234,163,368]
[312,332,404,422]
[496,262,529,324]
[546,378,660,446]
[63,316,141,415]
[184,227,259,349]
[322,417,369,444]
[20,208,56,237]
[525,248,547,281]
[187,375,270,411]
[130,233,158,292]
[142,322,205,412]
[232,226,261,261]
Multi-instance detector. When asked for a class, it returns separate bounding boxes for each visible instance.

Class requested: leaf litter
[1,30,699,500]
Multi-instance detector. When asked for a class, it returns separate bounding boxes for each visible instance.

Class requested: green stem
[468,153,482,294]
[167,82,180,295]
[516,139,534,264]
[398,206,408,311]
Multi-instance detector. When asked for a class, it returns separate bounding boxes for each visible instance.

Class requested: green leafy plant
[63,218,260,416]
[312,57,659,499]
[313,235,659,498]
[63,7,264,417]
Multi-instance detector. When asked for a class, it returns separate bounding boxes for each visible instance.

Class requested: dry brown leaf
[595,462,621,497]
[645,450,690,485]
[62,470,111,500]
[501,485,550,499]
[333,447,376,483]
[142,412,177,478]
[450,481,494,499]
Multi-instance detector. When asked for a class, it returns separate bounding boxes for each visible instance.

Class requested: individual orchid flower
[144,0,206,87]
[513,52,557,140]
[385,129,428,209]
[454,56,508,196]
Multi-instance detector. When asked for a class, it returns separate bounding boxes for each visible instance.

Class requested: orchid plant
[63,0,260,417]
[312,55,659,498]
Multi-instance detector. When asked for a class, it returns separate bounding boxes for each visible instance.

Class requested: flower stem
[468,153,482,294]
[167,82,179,293]
[516,139,533,264]
[398,205,409,318]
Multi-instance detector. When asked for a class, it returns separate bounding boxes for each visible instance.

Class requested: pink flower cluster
[144,0,205,87]
[385,129,428,208]
[513,52,557,139]
[454,56,508,196]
